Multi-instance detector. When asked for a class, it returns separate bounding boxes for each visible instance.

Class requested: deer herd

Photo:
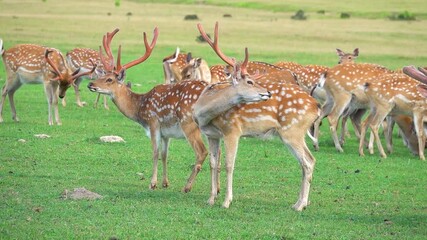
[1,22,426,211]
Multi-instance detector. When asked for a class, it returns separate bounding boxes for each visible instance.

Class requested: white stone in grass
[100,135,125,143]
[18,139,26,143]
[61,187,103,200]
[34,134,50,139]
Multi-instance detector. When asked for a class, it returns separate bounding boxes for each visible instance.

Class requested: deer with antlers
[358,70,427,160]
[87,27,273,193]
[0,42,95,125]
[194,22,320,211]
[65,47,110,109]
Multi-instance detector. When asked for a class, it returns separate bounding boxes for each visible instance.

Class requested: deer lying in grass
[194,22,320,211]
[0,41,95,125]
[359,71,427,160]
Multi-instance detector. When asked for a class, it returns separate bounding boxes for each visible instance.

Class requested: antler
[116,27,159,72]
[403,65,427,85]
[45,49,64,81]
[197,22,250,77]
[99,28,120,72]
[70,60,97,83]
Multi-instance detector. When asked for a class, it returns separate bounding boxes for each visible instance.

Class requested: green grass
[0,0,426,239]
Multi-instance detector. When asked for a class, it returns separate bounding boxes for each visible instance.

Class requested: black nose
[268,91,272,98]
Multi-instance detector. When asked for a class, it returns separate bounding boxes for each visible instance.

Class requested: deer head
[336,48,359,64]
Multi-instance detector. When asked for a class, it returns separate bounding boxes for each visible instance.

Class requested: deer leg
[73,77,86,107]
[413,113,426,161]
[327,95,351,152]
[222,134,240,208]
[103,95,109,110]
[2,75,22,122]
[280,130,315,211]
[358,110,375,157]
[44,83,56,125]
[8,89,21,122]
[52,87,61,125]
[313,99,333,151]
[161,137,170,188]
[149,130,161,189]
[93,93,100,108]
[182,124,208,193]
[207,137,221,206]
[0,85,6,123]
[385,116,395,153]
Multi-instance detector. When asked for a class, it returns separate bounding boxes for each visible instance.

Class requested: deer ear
[353,48,359,57]
[186,52,193,63]
[117,68,126,83]
[336,48,344,57]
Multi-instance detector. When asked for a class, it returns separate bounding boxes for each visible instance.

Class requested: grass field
[0,0,426,239]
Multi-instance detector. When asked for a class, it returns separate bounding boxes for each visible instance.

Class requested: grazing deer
[66,47,109,109]
[313,63,394,152]
[359,72,427,160]
[336,48,359,64]
[195,22,320,211]
[0,43,95,125]
[162,47,210,84]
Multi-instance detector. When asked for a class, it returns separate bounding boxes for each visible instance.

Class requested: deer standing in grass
[194,22,320,211]
[0,41,95,125]
[313,63,394,152]
[359,71,427,160]
[65,47,110,109]
[87,27,271,192]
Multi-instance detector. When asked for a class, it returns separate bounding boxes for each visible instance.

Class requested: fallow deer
[313,63,394,152]
[336,48,359,64]
[0,42,95,125]
[65,47,109,109]
[358,72,427,160]
[195,22,320,211]
[162,47,211,84]
[87,27,271,193]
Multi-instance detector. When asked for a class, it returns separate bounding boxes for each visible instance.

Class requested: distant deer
[65,47,109,109]
[0,42,95,125]
[194,22,320,211]
[336,48,359,64]
[162,47,211,84]
[87,27,271,193]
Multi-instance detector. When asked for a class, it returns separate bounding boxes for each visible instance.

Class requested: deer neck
[110,85,144,122]
[193,83,243,127]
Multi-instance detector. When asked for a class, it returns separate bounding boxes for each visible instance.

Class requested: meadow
[0,0,426,239]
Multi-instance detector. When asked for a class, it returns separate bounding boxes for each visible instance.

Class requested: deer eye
[106,78,113,83]
[246,80,254,85]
